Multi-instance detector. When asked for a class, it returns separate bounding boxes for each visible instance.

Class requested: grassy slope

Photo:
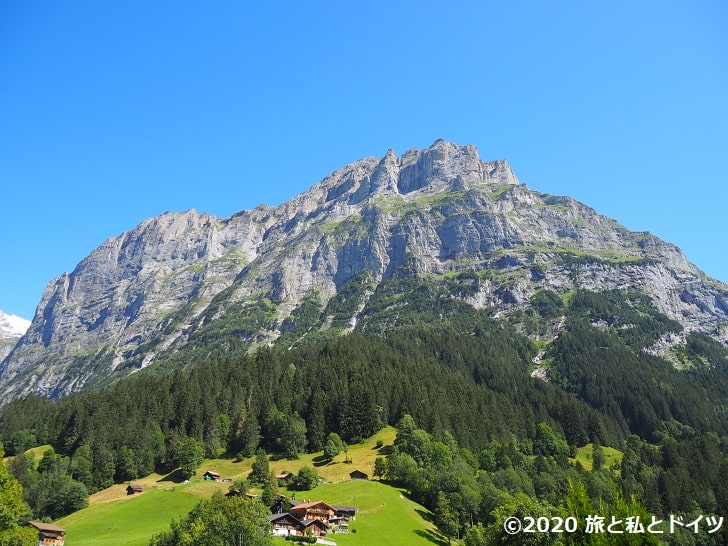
[296,480,443,546]
[57,488,199,546]
[58,427,443,545]
[570,443,623,471]
[2,444,53,464]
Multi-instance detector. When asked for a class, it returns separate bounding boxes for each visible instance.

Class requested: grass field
[570,443,623,471]
[2,443,53,464]
[57,487,200,545]
[57,426,445,545]
[298,480,444,546]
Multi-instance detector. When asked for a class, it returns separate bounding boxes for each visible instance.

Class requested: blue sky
[1,1,726,320]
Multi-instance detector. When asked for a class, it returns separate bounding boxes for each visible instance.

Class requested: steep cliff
[2,140,726,401]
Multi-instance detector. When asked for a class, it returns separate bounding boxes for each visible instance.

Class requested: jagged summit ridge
[1,140,726,402]
[310,140,518,206]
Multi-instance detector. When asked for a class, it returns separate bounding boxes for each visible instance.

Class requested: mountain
[0,310,30,363]
[1,139,727,402]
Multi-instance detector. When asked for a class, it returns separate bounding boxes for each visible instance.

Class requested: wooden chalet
[289,500,336,522]
[332,503,357,520]
[269,496,355,537]
[302,518,329,537]
[28,521,66,546]
[349,469,369,480]
[268,513,304,537]
[203,470,221,481]
[126,484,143,495]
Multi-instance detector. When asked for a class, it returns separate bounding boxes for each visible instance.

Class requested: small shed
[349,469,369,480]
[28,521,66,545]
[126,484,143,495]
[203,470,221,481]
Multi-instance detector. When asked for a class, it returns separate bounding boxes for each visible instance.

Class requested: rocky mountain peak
[1,140,726,402]
[313,140,518,208]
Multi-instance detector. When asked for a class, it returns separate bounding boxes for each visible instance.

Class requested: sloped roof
[268,512,302,524]
[331,503,357,513]
[28,521,66,533]
[290,500,335,511]
[302,518,329,529]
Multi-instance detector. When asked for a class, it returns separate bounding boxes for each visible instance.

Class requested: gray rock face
[1,140,727,401]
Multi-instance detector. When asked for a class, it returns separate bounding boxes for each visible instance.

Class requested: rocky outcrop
[1,140,727,401]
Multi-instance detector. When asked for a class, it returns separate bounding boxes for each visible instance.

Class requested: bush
[285,535,317,544]
[294,466,319,490]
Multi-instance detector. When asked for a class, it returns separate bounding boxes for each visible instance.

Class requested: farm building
[268,513,304,536]
[332,503,357,520]
[290,500,336,522]
[349,469,369,480]
[302,518,329,537]
[28,521,66,546]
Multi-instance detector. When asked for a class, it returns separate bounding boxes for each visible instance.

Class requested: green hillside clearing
[293,480,442,546]
[57,488,199,546]
[570,443,623,471]
[57,427,441,545]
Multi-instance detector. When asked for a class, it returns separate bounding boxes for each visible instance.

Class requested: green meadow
[293,480,442,546]
[570,443,623,471]
[56,488,200,546]
[57,427,443,545]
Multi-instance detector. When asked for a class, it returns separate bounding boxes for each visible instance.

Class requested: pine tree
[250,449,269,485]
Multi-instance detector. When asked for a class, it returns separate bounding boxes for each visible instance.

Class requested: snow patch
[0,310,31,338]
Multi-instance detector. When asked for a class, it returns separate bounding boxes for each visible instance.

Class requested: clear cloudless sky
[1,1,726,320]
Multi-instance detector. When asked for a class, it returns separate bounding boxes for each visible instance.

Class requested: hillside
[3,299,727,542]
[56,428,439,546]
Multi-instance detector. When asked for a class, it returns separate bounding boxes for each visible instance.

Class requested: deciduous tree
[0,446,36,546]
[150,492,271,546]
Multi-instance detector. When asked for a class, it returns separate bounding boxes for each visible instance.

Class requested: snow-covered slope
[0,310,30,362]
[0,310,31,338]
